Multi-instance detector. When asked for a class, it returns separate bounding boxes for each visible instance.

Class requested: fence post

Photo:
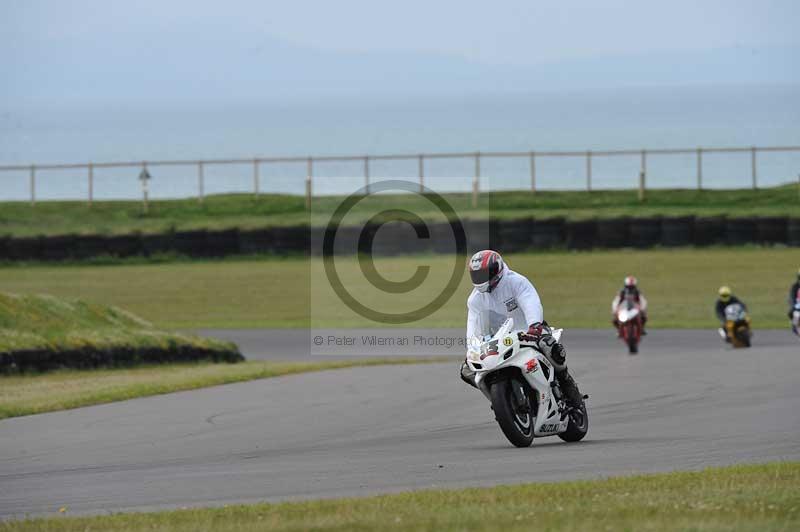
[751,147,757,189]
[418,154,424,193]
[472,151,480,208]
[586,150,592,192]
[197,161,204,203]
[87,163,94,206]
[696,147,703,190]
[29,165,36,206]
[638,171,646,202]
[253,158,260,197]
[141,162,149,215]
[364,156,370,194]
[306,157,313,210]
[639,149,647,202]
[529,151,536,194]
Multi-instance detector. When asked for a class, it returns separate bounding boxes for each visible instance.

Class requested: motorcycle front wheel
[558,401,589,442]
[490,378,534,448]
[736,326,751,348]
[626,323,639,354]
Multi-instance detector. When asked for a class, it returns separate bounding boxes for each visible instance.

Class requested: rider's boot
[555,367,583,407]
[460,360,478,389]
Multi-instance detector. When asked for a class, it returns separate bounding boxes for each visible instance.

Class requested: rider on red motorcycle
[612,276,648,335]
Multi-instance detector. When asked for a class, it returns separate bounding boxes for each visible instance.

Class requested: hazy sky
[3,0,798,66]
[1,0,799,108]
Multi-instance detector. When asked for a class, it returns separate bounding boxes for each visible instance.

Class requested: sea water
[1,84,798,201]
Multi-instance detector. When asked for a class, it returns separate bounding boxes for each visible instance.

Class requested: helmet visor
[470,268,492,285]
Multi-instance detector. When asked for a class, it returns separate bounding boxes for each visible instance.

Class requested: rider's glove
[519,322,546,342]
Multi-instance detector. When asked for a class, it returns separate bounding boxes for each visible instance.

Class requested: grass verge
[0,357,447,419]
[4,462,798,531]
[0,292,241,372]
[0,248,796,329]
[1,186,798,237]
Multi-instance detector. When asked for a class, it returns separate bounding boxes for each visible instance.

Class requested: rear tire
[558,401,589,443]
[490,378,534,448]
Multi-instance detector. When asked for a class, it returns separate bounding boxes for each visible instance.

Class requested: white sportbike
[465,318,588,447]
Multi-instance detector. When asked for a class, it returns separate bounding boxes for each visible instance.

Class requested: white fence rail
[1,145,799,207]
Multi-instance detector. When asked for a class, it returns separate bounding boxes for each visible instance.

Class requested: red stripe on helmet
[480,251,493,269]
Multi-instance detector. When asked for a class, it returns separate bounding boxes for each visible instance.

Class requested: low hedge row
[0,343,244,373]
[0,216,798,261]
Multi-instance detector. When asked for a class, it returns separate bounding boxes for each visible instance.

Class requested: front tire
[626,323,639,354]
[490,378,534,448]
[558,401,589,442]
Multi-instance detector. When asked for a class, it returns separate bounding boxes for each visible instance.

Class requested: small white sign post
[139,166,151,214]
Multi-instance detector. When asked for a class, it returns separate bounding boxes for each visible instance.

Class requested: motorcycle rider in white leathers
[460,250,583,406]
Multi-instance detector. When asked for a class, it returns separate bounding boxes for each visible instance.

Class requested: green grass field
[0,292,239,371]
[5,462,798,531]
[0,358,446,419]
[1,186,797,237]
[0,247,796,329]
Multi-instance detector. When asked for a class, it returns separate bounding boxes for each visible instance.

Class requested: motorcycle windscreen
[724,303,746,321]
[477,309,508,339]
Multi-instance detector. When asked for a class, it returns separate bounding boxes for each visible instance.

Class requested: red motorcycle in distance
[615,297,643,354]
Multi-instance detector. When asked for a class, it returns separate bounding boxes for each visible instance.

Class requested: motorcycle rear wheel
[490,378,534,448]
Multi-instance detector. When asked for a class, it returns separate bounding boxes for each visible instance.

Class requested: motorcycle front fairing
[466,318,568,437]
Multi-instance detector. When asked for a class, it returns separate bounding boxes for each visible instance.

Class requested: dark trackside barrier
[756,217,788,244]
[365,222,432,256]
[272,226,310,253]
[495,217,533,253]
[173,230,210,257]
[629,217,662,248]
[531,218,565,249]
[73,235,110,260]
[595,218,630,248]
[205,229,240,257]
[565,220,597,250]
[788,219,800,247]
[693,216,727,246]
[239,228,275,255]
[0,216,796,262]
[2,345,244,373]
[5,236,43,261]
[463,219,492,252]
[141,232,175,257]
[39,235,75,261]
[725,217,757,246]
[661,217,694,247]
[105,234,143,257]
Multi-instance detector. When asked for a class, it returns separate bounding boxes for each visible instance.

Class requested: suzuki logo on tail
[525,359,537,373]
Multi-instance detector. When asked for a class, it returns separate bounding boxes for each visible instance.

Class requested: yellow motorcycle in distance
[718,302,751,348]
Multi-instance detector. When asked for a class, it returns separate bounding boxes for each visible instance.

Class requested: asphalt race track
[2,329,799,519]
